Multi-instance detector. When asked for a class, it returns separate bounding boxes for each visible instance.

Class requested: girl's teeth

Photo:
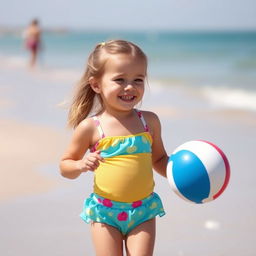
[120,96,134,100]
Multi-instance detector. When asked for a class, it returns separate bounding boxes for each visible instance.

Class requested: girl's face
[94,54,146,113]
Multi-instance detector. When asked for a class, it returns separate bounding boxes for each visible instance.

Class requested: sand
[0,65,256,256]
[0,119,68,201]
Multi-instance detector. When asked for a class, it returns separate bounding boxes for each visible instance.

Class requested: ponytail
[68,79,97,128]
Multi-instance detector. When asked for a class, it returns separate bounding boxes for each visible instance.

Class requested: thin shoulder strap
[135,109,149,132]
[92,116,105,138]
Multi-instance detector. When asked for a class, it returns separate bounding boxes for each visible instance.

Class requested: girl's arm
[146,112,169,178]
[59,119,104,179]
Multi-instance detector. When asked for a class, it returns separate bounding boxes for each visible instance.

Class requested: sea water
[1,30,256,112]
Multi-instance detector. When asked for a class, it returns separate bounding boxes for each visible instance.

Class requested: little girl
[60,39,168,256]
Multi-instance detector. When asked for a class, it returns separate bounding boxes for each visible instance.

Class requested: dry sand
[0,119,69,201]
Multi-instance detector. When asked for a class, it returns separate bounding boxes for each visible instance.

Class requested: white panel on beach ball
[167,140,230,204]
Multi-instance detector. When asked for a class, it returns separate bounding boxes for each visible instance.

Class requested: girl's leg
[91,222,124,256]
[125,218,156,256]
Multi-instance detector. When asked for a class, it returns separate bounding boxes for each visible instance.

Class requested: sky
[1,0,256,31]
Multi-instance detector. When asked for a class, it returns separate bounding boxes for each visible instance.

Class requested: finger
[94,151,105,162]
[87,159,99,169]
[88,155,101,164]
[87,160,99,170]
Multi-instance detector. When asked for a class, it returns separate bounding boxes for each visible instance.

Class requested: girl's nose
[124,82,134,90]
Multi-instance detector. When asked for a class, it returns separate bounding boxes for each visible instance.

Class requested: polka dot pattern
[80,192,166,235]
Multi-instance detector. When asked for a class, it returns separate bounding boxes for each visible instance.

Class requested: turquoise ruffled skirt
[80,192,165,235]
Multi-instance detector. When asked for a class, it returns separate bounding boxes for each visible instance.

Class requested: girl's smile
[118,95,136,102]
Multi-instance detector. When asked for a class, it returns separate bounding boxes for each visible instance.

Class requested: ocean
[1,30,256,112]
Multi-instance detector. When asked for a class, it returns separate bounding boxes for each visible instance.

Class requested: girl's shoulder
[76,117,95,132]
[139,110,160,124]
[138,110,161,133]
[72,117,95,141]
[75,117,101,148]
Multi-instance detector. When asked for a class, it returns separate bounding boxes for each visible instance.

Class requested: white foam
[202,86,256,112]
[149,79,256,112]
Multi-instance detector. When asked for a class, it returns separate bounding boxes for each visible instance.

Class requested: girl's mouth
[118,95,136,102]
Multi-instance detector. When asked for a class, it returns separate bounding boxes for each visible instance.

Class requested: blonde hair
[68,39,148,128]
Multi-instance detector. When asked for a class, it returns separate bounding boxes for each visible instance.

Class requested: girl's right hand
[77,150,104,172]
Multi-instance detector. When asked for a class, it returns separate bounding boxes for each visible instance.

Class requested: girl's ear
[89,76,101,94]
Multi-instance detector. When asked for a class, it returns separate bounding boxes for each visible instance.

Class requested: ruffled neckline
[91,132,152,152]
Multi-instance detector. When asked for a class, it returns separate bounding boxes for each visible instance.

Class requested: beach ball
[167,140,230,204]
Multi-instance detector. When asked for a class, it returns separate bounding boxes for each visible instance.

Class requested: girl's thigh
[91,222,124,256]
[125,218,156,256]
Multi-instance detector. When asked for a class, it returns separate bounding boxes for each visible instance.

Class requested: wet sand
[0,65,256,255]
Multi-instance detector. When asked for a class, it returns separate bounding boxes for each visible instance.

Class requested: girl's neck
[97,108,145,136]
[100,108,136,120]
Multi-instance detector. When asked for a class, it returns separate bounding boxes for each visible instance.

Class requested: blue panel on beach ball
[170,150,210,203]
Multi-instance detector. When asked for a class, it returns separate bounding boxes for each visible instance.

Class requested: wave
[150,79,256,112]
[201,86,256,112]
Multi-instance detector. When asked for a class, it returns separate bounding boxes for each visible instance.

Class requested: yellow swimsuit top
[90,110,154,203]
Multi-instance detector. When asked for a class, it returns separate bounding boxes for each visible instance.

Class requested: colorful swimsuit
[80,109,165,235]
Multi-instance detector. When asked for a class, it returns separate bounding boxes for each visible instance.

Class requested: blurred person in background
[23,19,42,68]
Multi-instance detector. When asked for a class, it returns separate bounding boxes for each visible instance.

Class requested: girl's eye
[114,78,125,83]
[134,79,144,83]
